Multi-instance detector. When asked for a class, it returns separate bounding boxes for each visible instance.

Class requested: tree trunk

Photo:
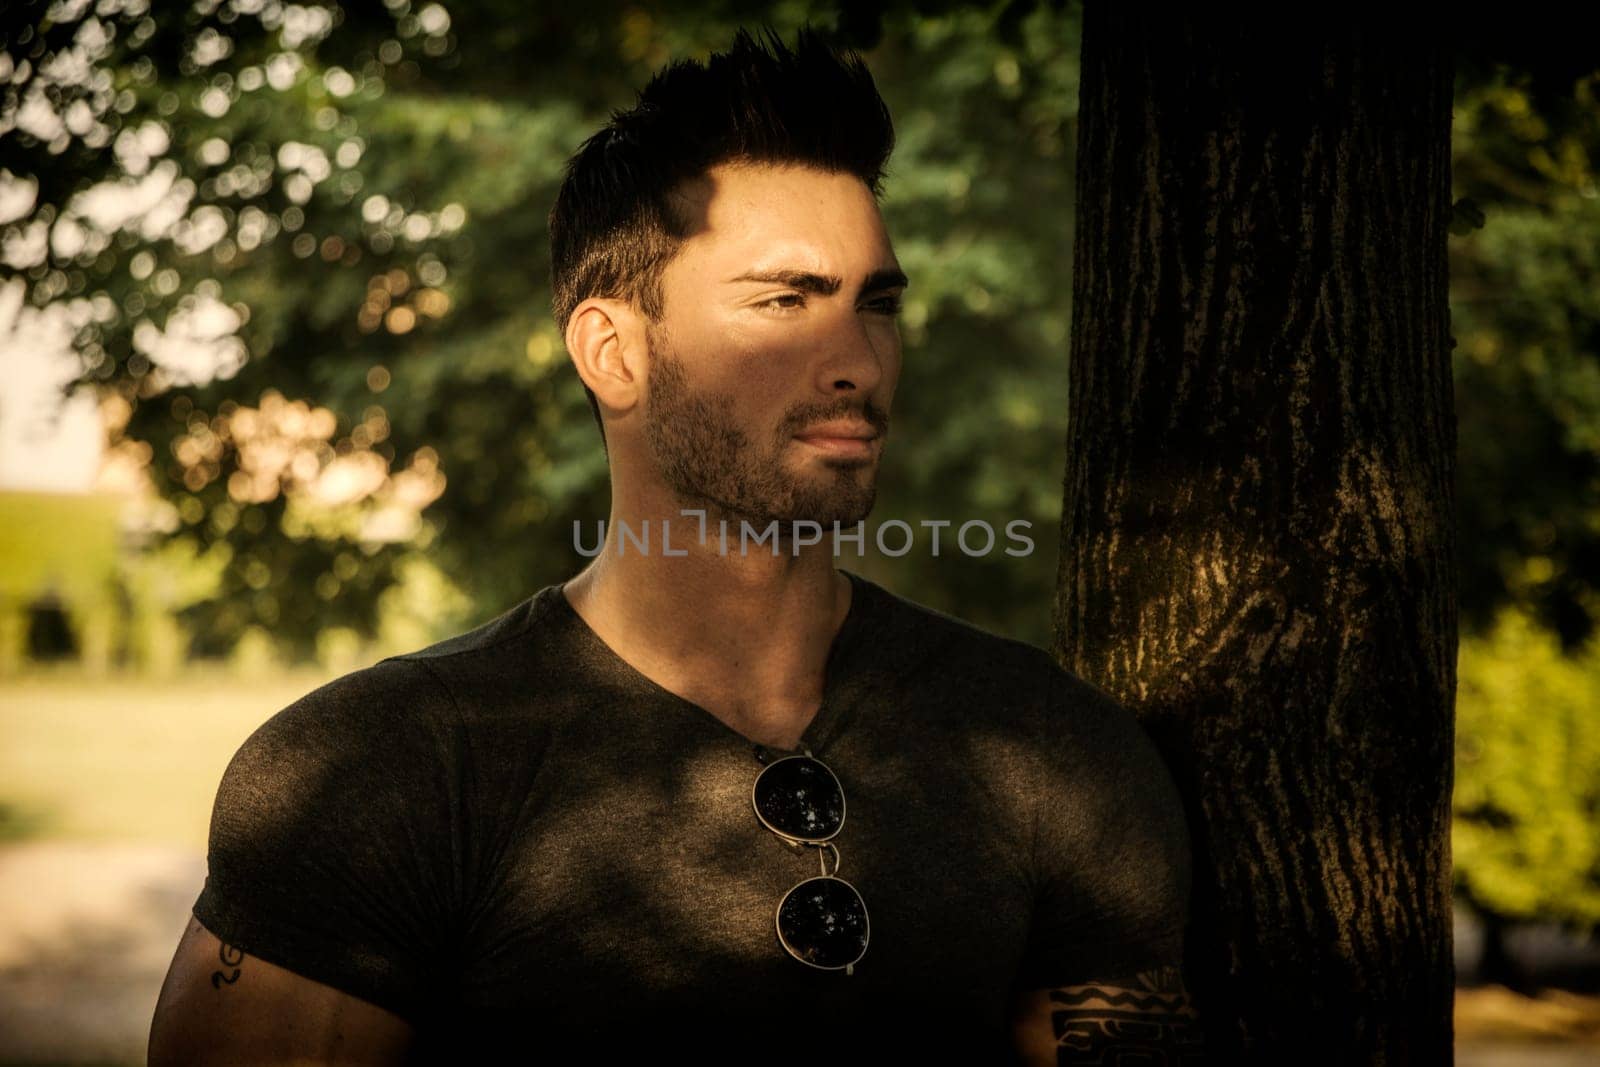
[1054,7,1458,1063]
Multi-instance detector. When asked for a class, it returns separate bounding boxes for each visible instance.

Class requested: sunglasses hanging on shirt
[751,745,870,974]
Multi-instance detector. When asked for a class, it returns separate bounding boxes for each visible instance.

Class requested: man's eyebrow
[725,268,910,296]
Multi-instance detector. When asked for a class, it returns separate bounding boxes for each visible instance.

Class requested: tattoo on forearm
[1048,965,1208,1064]
[210,941,244,989]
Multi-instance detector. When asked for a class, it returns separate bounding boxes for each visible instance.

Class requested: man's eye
[864,296,903,316]
[758,293,806,312]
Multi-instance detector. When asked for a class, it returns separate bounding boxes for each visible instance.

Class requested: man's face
[639,161,904,532]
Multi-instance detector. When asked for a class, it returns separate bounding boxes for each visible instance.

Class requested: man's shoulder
[866,580,1165,767]
[869,578,1058,672]
[237,585,544,745]
[222,589,541,775]
[229,655,457,767]
[265,584,559,749]
[386,585,549,666]
[206,656,464,854]
[868,578,1117,711]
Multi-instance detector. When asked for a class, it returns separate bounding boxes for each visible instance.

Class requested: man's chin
[747,511,875,531]
[792,496,877,530]
[737,500,877,533]
[669,499,874,534]
[790,480,877,527]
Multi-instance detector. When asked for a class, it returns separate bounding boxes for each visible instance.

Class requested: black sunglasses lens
[777,877,869,969]
[753,757,844,841]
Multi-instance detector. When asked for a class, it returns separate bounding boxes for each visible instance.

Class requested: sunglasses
[750,748,870,974]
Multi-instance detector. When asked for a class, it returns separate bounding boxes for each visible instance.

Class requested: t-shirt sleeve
[191,656,465,1023]
[1013,670,1194,988]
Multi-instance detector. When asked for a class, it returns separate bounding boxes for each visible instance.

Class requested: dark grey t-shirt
[193,568,1192,1062]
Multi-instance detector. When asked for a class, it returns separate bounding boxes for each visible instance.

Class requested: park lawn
[0,666,339,849]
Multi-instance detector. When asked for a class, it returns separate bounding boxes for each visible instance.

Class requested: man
[150,27,1207,1065]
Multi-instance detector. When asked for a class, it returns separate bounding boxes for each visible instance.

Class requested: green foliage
[1434,64,1600,931]
[1451,67,1600,651]
[1453,605,1600,932]
[863,5,1078,646]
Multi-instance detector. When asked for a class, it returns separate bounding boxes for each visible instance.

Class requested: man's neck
[560,528,854,750]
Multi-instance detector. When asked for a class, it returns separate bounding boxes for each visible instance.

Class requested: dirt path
[0,841,203,1066]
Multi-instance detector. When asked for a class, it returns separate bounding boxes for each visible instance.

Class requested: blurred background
[0,0,1596,1063]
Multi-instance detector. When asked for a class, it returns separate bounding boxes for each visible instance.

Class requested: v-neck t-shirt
[192,568,1193,1063]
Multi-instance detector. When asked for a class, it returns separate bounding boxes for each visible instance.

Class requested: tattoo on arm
[1047,964,1208,1064]
[210,941,244,989]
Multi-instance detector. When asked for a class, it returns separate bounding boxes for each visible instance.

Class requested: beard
[640,321,881,536]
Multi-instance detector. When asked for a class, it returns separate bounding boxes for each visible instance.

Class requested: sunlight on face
[641,162,905,529]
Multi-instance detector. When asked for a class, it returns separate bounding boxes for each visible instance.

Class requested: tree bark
[1054,7,1458,1063]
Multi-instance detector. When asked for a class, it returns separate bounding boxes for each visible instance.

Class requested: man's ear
[565,297,647,420]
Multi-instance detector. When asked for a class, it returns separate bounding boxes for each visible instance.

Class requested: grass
[0,664,340,849]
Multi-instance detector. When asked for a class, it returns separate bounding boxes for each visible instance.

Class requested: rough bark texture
[1053,7,1458,1063]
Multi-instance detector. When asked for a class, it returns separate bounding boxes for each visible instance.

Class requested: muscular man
[150,26,1207,1065]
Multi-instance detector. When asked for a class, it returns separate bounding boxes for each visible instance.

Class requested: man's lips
[794,421,879,442]
[794,422,880,457]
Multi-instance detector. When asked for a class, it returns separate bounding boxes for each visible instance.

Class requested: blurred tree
[1449,62,1600,654]
[1443,56,1600,989]
[1453,604,1600,990]
[3,0,494,662]
[1055,6,1455,1062]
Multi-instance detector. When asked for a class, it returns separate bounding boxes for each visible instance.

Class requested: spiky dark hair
[547,26,896,445]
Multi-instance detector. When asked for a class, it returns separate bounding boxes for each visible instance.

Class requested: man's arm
[148,913,415,1067]
[156,658,464,1064]
[1009,963,1208,1065]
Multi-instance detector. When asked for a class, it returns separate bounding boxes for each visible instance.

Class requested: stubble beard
[641,322,878,539]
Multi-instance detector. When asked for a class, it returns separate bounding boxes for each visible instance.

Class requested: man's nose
[812,305,887,396]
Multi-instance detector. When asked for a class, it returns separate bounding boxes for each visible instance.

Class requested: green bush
[1454,603,1600,931]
